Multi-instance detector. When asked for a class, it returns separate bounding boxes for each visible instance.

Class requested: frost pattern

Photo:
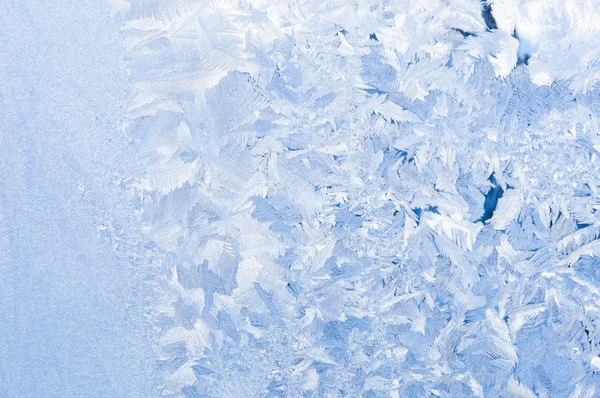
[120,1,600,396]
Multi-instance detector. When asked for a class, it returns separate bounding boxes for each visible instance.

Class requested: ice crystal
[120,0,600,396]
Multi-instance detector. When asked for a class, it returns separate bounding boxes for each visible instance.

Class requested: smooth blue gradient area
[0,1,154,397]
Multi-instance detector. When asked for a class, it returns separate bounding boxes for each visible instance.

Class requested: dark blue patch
[454,28,475,38]
[479,173,504,223]
[481,1,498,30]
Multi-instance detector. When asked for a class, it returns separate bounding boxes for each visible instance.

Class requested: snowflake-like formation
[119,0,600,396]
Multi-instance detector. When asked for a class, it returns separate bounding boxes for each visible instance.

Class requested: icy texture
[121,0,600,396]
[0,1,156,397]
